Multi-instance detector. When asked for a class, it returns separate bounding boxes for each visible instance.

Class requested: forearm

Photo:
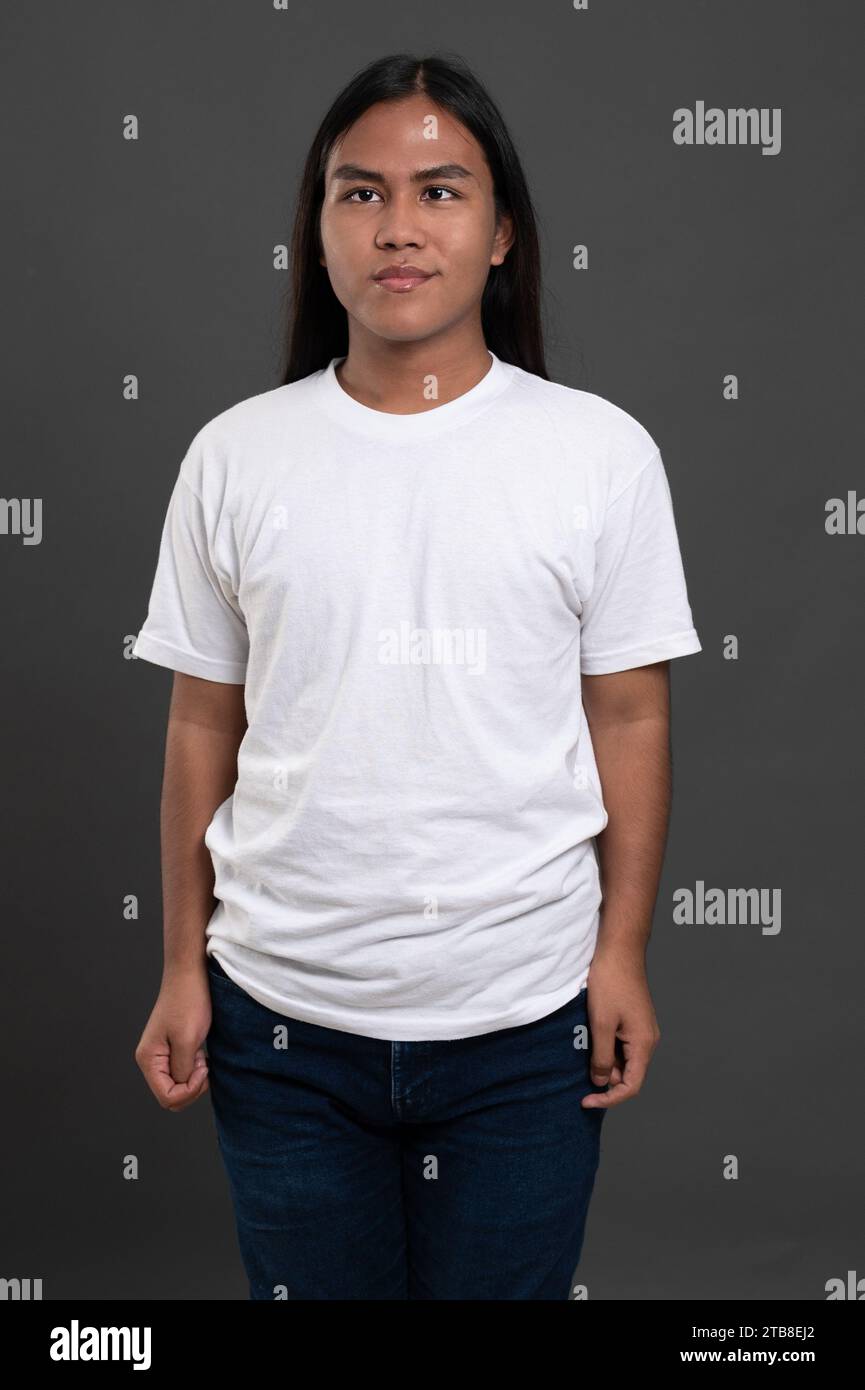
[589,713,672,962]
[159,716,242,974]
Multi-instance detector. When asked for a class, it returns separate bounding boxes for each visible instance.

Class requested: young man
[133,76,701,1300]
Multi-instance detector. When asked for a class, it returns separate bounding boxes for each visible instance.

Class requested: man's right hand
[134,963,212,1111]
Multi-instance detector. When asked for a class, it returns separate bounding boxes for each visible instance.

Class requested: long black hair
[279,51,549,385]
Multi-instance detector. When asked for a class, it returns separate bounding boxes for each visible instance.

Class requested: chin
[362,316,443,344]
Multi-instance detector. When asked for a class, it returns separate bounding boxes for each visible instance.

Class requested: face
[318,95,514,345]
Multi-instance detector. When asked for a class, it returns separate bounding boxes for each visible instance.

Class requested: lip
[372,266,435,293]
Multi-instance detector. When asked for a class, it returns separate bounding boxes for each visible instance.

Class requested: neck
[335,326,491,415]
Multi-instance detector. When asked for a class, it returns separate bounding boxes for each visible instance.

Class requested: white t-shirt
[133,350,701,1040]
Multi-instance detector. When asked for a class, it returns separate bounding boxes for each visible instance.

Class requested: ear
[491,211,515,267]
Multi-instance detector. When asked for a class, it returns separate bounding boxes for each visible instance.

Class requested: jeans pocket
[207,955,246,996]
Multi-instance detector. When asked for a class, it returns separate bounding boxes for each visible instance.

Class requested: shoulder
[195,372,319,451]
[177,372,322,493]
[505,365,661,498]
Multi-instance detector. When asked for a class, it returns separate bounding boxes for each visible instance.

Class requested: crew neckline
[315,349,516,441]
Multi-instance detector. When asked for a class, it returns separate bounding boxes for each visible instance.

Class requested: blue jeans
[205,954,607,1300]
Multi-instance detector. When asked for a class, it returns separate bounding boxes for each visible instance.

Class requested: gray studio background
[2,0,862,1299]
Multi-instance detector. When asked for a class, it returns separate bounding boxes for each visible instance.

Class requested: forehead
[326,96,486,178]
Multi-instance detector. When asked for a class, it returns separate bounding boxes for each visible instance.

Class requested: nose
[374,188,427,250]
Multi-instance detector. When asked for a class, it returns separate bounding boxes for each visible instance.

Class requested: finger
[582,1078,634,1109]
[583,1044,650,1108]
[162,1060,210,1111]
[581,1058,621,1105]
[587,1020,619,1087]
[171,1040,207,1085]
[142,1047,209,1106]
[165,1072,210,1112]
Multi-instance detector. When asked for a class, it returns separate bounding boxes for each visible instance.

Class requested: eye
[342,185,460,204]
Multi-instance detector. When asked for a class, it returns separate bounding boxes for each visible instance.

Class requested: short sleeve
[579,450,701,675]
[132,455,248,684]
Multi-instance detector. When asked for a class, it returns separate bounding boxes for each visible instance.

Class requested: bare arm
[160,672,247,976]
[582,661,671,962]
[578,661,670,1108]
[135,672,246,1111]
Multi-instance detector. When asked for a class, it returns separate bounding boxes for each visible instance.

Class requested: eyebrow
[329,162,477,185]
